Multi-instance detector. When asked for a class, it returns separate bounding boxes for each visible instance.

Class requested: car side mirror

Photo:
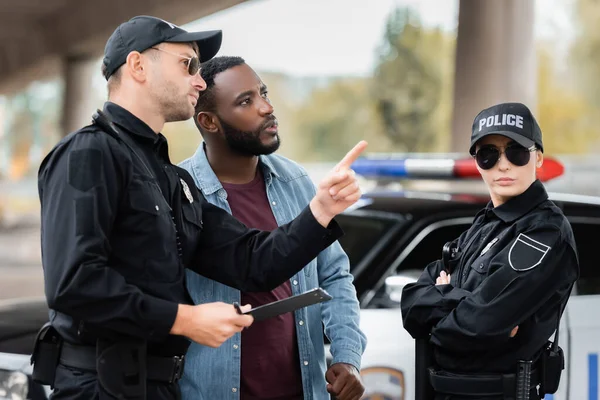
[384,272,419,303]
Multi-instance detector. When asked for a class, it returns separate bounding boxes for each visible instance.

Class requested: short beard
[219,116,281,156]
[152,77,194,123]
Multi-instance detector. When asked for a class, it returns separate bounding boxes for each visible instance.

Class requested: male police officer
[35,15,367,400]
[401,103,579,399]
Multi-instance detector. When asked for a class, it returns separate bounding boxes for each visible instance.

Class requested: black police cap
[102,15,222,80]
[469,102,544,155]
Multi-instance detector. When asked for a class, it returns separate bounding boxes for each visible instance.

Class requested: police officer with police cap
[33,15,367,400]
[401,102,579,400]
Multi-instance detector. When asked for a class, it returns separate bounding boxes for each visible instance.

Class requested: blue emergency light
[351,155,564,182]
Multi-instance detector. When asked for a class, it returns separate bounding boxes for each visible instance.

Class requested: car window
[362,217,600,307]
[395,218,600,296]
[361,218,472,308]
[396,221,471,274]
[570,220,600,295]
[336,212,404,274]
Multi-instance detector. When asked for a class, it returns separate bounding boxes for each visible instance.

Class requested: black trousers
[50,364,181,400]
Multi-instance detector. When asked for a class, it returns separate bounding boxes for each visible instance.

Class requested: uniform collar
[103,102,170,159]
[103,102,166,146]
[190,142,279,195]
[491,179,548,223]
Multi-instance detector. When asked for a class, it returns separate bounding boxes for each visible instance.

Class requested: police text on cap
[479,114,524,131]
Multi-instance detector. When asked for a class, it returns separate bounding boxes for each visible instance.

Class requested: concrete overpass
[0,0,535,151]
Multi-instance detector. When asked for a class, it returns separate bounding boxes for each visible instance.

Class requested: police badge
[180,178,194,203]
[508,233,551,271]
[480,237,499,256]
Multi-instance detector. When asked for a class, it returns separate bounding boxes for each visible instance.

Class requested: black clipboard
[234,288,332,322]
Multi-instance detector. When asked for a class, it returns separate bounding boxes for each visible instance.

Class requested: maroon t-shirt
[221,169,303,400]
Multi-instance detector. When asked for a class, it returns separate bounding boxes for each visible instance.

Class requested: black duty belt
[428,368,540,396]
[59,342,185,384]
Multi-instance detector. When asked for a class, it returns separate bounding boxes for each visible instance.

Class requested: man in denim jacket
[178,56,367,400]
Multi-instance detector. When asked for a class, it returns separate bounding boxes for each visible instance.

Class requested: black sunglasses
[150,47,201,76]
[474,144,537,170]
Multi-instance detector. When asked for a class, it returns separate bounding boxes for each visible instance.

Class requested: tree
[2,81,63,179]
[570,0,600,108]
[290,77,388,162]
[538,0,600,154]
[370,7,452,152]
[536,47,600,154]
[283,7,456,161]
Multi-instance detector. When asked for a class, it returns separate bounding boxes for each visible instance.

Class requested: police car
[332,154,600,400]
[0,297,50,400]
[0,156,598,400]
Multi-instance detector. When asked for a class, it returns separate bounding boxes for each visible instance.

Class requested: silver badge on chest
[480,237,499,256]
[180,178,194,203]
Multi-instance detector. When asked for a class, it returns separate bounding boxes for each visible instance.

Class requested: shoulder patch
[508,233,551,271]
[67,149,102,192]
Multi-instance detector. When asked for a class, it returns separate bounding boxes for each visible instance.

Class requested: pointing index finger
[335,141,368,171]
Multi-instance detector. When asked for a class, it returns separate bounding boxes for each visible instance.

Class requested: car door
[558,217,600,400]
[334,209,411,400]
[350,214,473,400]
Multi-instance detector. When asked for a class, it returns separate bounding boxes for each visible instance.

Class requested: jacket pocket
[181,201,203,229]
[128,178,171,231]
[469,256,491,275]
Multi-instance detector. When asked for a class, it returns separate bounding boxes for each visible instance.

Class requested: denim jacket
[178,144,366,400]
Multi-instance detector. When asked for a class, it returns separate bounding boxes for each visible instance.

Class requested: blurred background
[1,0,600,299]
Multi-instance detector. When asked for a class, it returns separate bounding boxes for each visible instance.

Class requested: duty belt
[428,368,540,397]
[59,342,185,384]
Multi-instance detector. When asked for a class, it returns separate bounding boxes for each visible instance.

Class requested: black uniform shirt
[401,180,579,372]
[38,102,342,356]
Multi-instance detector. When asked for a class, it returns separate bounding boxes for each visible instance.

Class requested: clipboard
[234,288,332,322]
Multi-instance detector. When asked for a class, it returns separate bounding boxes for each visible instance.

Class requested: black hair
[194,56,246,131]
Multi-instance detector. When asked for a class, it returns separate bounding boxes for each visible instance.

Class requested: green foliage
[284,6,455,161]
[538,0,600,153]
[536,48,600,154]
[570,0,600,108]
[6,1,600,180]
[371,8,444,152]
[289,77,390,161]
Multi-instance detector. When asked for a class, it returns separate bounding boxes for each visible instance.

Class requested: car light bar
[351,156,564,182]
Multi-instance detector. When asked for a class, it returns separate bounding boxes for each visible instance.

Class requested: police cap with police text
[102,15,222,80]
[469,102,543,155]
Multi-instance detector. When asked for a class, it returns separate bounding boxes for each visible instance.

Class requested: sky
[2,0,580,116]
[185,0,458,76]
[0,0,581,176]
[17,0,581,98]
[184,0,575,77]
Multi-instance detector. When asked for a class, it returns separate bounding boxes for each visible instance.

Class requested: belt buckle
[170,355,185,383]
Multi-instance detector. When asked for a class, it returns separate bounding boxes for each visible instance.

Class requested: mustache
[259,116,278,131]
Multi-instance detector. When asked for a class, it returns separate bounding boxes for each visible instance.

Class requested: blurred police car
[1,155,598,400]
[0,297,50,400]
[333,154,600,400]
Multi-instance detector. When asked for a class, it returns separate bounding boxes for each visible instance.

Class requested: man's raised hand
[309,141,368,227]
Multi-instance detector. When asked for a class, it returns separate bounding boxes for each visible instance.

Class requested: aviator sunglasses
[150,47,201,75]
[474,143,537,170]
